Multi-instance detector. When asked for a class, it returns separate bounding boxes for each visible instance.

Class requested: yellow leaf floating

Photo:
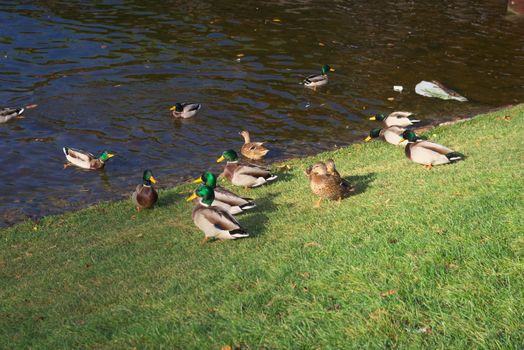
[272,18,281,22]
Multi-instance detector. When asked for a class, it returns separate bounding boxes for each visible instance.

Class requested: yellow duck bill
[192,178,203,184]
[364,136,372,142]
[368,116,377,121]
[216,155,225,163]
[186,193,198,201]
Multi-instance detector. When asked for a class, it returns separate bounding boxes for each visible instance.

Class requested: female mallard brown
[132,169,158,211]
[239,130,269,160]
[217,150,277,188]
[369,111,420,127]
[186,185,250,244]
[62,147,114,170]
[364,126,407,146]
[0,107,24,124]
[399,130,464,169]
[193,171,256,215]
[305,160,351,207]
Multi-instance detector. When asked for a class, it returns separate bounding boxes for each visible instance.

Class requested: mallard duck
[239,130,269,160]
[170,102,201,119]
[369,111,420,127]
[132,169,158,211]
[303,64,335,89]
[399,130,464,169]
[217,150,277,188]
[63,147,114,170]
[364,126,407,146]
[193,171,256,215]
[305,161,351,207]
[0,107,24,124]
[186,185,250,244]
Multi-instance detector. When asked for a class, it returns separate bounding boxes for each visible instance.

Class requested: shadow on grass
[238,192,285,238]
[344,172,376,196]
[158,190,188,207]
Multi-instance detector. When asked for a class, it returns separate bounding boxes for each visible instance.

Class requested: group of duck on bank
[1,64,464,243]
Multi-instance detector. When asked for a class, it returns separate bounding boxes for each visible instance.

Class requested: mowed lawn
[1,105,523,349]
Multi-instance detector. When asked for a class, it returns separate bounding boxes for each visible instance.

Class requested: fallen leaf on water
[272,18,281,22]
[380,289,396,297]
[304,242,321,247]
[387,97,395,101]
[100,44,108,49]
[25,104,38,109]
[318,42,325,46]
[236,53,244,57]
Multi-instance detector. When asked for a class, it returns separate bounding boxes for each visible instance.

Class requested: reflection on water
[1,0,523,226]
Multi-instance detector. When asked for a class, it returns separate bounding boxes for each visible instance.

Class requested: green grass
[1,106,523,349]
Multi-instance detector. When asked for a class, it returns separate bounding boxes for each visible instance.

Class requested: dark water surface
[1,0,523,226]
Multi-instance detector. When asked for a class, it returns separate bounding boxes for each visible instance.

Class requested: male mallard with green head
[303,64,335,89]
[369,111,420,127]
[365,126,407,146]
[193,171,256,215]
[399,130,464,169]
[62,147,115,170]
[170,102,202,119]
[186,185,250,244]
[132,169,158,211]
[217,150,277,188]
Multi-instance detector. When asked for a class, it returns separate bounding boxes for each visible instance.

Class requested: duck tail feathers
[266,174,278,182]
[62,147,70,156]
[446,152,464,162]
[229,228,250,238]
[239,202,256,210]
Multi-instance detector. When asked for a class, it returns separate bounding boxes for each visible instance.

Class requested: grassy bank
[1,105,523,349]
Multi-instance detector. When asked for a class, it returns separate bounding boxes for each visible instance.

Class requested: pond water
[1,0,523,226]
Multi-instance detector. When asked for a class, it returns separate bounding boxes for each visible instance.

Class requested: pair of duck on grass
[365,111,464,169]
[186,150,278,243]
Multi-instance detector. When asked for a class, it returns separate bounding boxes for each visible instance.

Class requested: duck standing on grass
[305,160,351,208]
[217,150,277,188]
[0,107,24,124]
[303,64,335,89]
[186,185,250,244]
[399,130,464,169]
[369,111,420,127]
[62,147,114,170]
[170,102,202,119]
[132,169,158,211]
[193,171,256,215]
[365,126,407,146]
[239,130,269,160]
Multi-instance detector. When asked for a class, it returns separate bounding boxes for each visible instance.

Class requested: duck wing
[63,147,95,162]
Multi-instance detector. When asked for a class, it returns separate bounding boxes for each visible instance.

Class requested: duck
[399,130,464,169]
[303,64,335,89]
[63,147,114,170]
[0,107,24,124]
[193,171,256,215]
[217,150,277,188]
[305,160,352,207]
[186,184,250,244]
[369,111,420,127]
[364,126,407,146]
[132,169,158,211]
[239,130,269,160]
[170,102,202,119]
